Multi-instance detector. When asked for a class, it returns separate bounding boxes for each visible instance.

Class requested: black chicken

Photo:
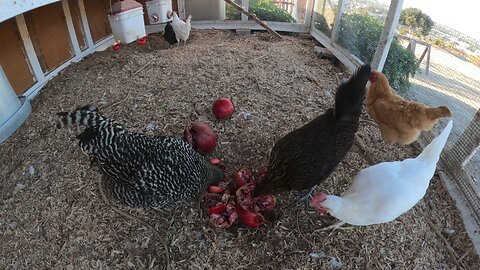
[253,64,372,200]
[164,21,178,46]
[57,105,223,209]
[163,11,177,46]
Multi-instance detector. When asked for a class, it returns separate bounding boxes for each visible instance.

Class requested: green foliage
[338,13,418,93]
[400,8,434,36]
[432,37,445,47]
[226,0,296,23]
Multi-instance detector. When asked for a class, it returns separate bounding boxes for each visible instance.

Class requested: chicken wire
[310,0,480,228]
[313,0,337,37]
[225,0,309,23]
[400,38,480,225]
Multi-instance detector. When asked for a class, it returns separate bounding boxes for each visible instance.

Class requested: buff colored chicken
[366,71,452,145]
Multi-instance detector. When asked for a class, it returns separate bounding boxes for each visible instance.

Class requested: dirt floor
[1,30,479,269]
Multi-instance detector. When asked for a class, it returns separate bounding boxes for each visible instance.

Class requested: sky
[378,0,480,41]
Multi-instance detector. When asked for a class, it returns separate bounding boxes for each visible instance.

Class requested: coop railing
[307,0,480,235]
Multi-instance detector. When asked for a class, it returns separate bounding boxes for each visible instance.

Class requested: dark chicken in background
[163,11,178,46]
[253,64,372,200]
[57,105,224,210]
[164,22,177,46]
[163,11,177,46]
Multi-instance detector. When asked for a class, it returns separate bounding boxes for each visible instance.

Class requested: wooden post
[426,44,431,74]
[330,0,347,42]
[15,14,45,81]
[241,0,249,21]
[304,0,316,30]
[78,0,94,47]
[371,0,404,71]
[224,0,283,40]
[62,0,81,56]
[410,39,417,53]
[177,0,186,19]
[418,45,428,63]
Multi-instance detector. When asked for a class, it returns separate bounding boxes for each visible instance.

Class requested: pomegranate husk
[208,186,224,194]
[236,184,276,213]
[183,122,217,155]
[235,205,265,228]
[208,203,227,215]
[235,168,253,187]
[209,203,238,228]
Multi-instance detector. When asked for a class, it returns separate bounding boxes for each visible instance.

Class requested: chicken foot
[317,221,354,232]
[296,187,315,207]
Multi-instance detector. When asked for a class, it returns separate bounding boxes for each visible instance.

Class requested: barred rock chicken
[171,11,192,45]
[310,120,453,228]
[366,71,452,145]
[57,105,223,209]
[253,64,372,199]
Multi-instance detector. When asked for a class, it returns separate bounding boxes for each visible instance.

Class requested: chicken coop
[1,0,479,269]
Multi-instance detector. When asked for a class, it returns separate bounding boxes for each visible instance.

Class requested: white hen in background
[310,120,453,227]
[171,12,192,45]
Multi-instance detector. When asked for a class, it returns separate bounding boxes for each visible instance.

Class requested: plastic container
[108,0,146,44]
[146,0,172,24]
[0,65,31,144]
[0,66,21,127]
[185,0,225,21]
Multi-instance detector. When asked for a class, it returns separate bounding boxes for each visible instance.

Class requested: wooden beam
[310,28,361,72]
[23,35,114,99]
[426,44,431,74]
[62,0,81,56]
[241,0,249,21]
[77,0,93,48]
[371,0,404,71]
[15,14,45,82]
[177,0,186,19]
[304,0,315,30]
[146,20,308,33]
[330,0,346,43]
[224,0,283,40]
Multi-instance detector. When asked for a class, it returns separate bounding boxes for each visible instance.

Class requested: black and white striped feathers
[57,105,224,209]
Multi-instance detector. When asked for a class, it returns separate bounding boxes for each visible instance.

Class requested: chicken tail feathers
[56,104,102,129]
[426,106,452,120]
[57,104,126,154]
[186,15,192,23]
[417,120,453,163]
[334,64,372,121]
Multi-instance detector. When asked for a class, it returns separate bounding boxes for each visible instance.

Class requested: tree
[226,0,296,22]
[400,8,434,36]
[337,13,418,93]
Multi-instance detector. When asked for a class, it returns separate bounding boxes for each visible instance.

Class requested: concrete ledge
[0,97,31,144]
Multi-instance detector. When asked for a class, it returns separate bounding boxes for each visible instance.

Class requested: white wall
[0,0,60,23]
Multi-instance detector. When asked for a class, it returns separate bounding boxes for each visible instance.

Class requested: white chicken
[310,120,453,228]
[171,11,192,45]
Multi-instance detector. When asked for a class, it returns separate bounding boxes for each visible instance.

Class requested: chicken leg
[296,187,315,207]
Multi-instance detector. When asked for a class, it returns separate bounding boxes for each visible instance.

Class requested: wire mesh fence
[224,0,309,23]
[313,0,336,37]
[309,0,480,226]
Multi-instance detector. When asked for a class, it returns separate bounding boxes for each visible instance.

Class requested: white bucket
[146,0,172,24]
[0,65,21,127]
[108,7,146,44]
